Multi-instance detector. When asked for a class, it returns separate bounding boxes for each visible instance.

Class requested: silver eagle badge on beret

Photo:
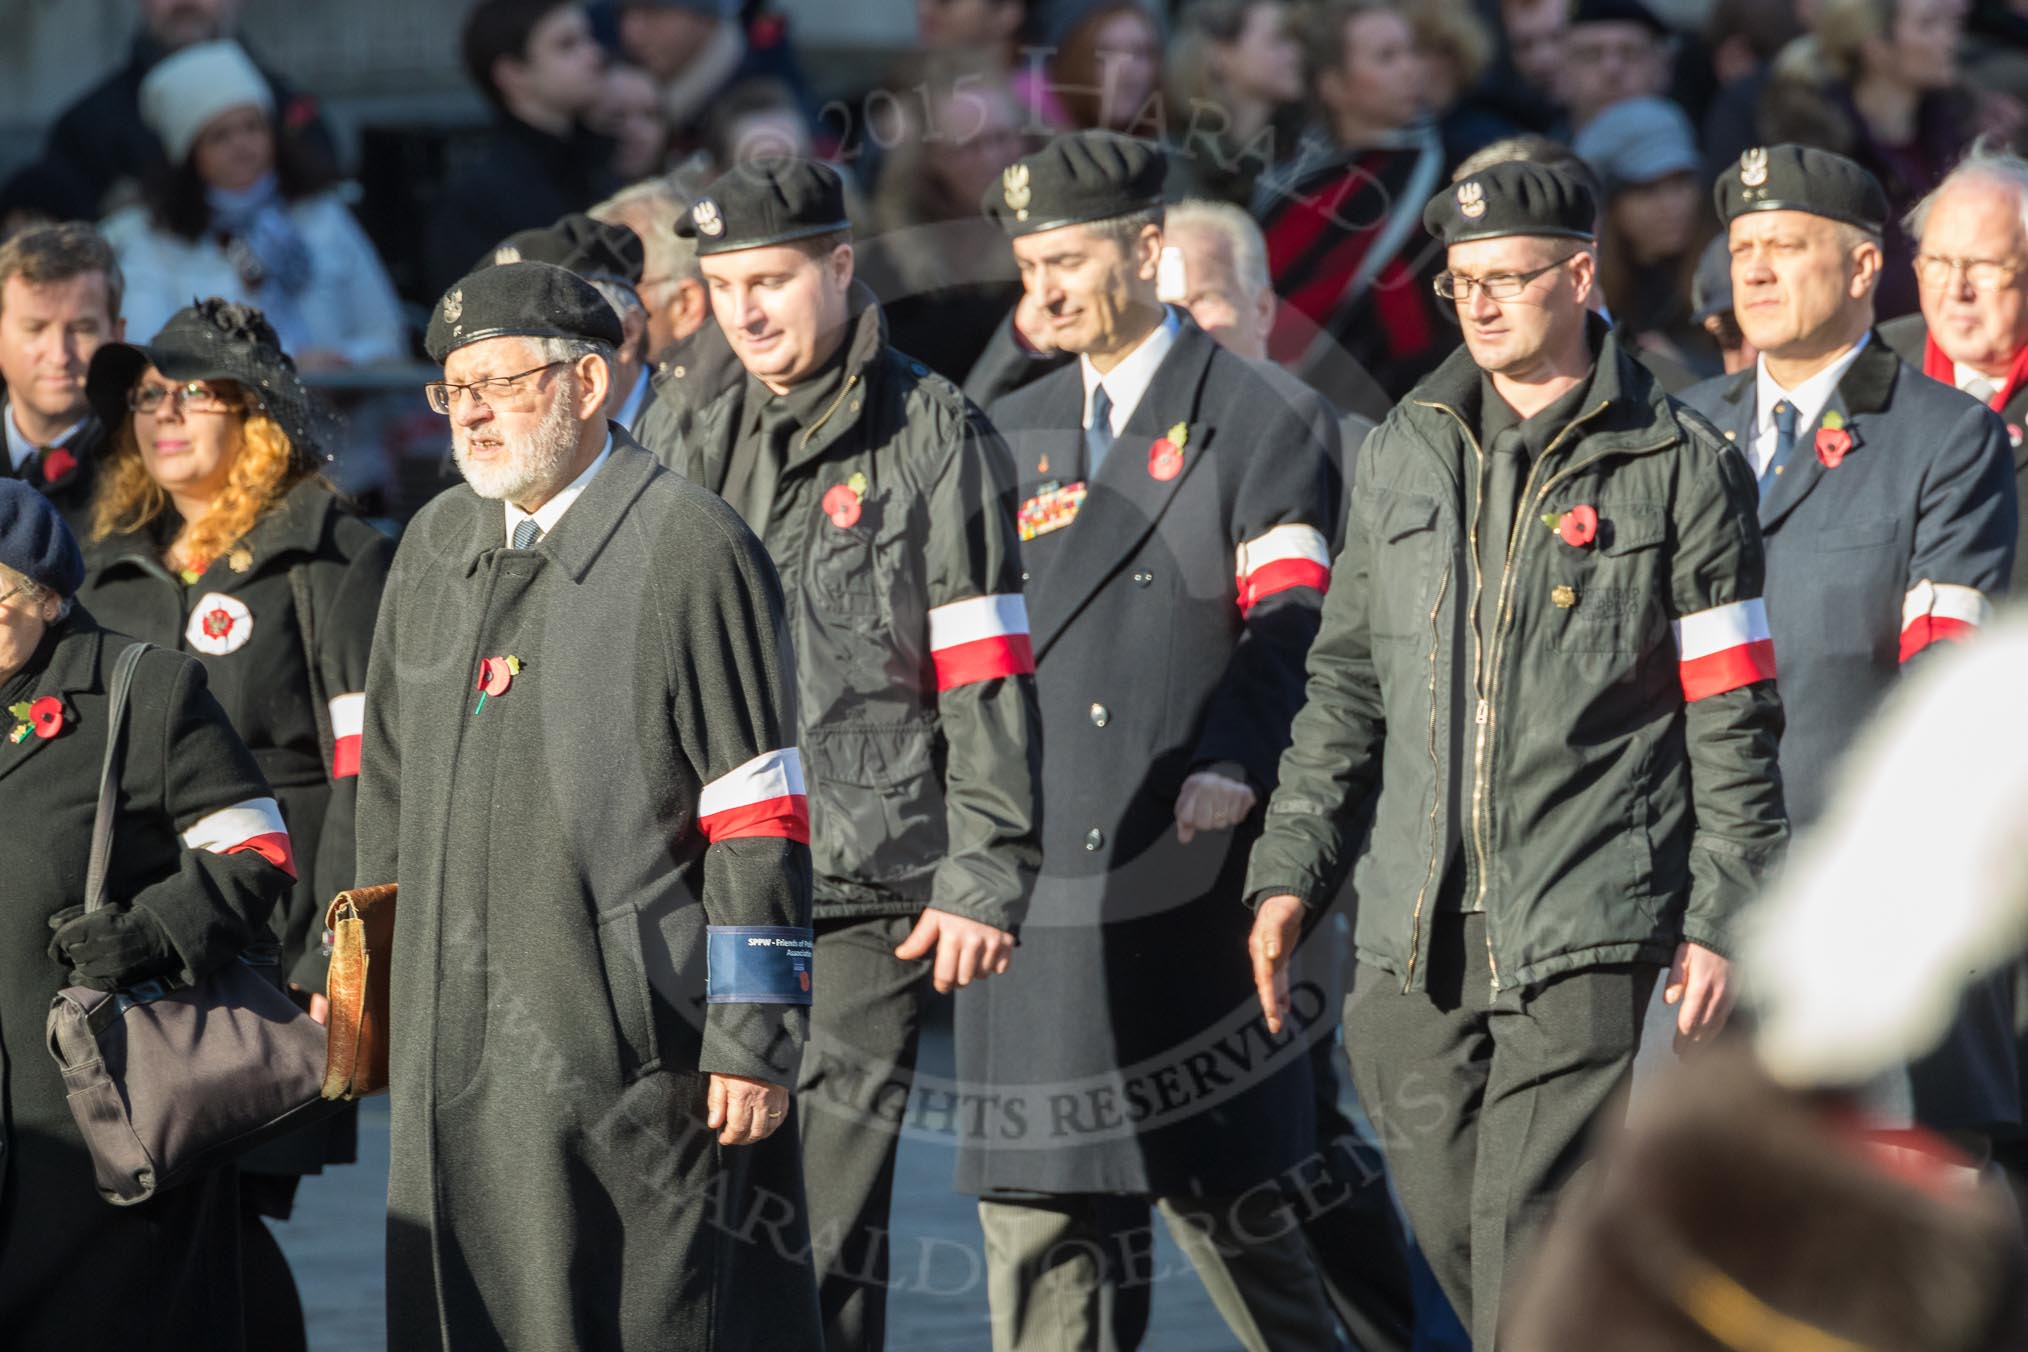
[492,245,522,265]
[693,199,724,237]
[1739,148,1769,188]
[1458,181,1486,220]
[443,288,463,324]
[1003,163,1032,222]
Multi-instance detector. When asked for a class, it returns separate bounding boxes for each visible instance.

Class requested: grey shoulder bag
[45,641,336,1206]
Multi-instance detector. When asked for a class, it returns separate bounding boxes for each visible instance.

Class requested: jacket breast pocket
[1552,502,1667,654]
[808,519,885,618]
[1366,490,1442,641]
[1812,517,1897,553]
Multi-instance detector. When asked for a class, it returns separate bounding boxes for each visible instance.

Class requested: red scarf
[1922,330,2028,412]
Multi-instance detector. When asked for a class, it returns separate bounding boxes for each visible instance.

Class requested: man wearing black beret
[658,156,1043,1352]
[1248,159,1788,1348]
[961,129,1344,1351]
[354,259,823,1349]
[1681,146,2022,1151]
[485,212,665,448]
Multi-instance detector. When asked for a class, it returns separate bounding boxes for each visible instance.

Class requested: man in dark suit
[1681,144,2021,1153]
[957,130,1342,1352]
[1880,146,2028,596]
[0,224,123,541]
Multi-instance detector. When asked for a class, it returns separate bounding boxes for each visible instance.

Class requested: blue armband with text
[706,925,815,1004]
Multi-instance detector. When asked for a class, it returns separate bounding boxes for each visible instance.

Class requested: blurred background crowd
[4,0,2023,520]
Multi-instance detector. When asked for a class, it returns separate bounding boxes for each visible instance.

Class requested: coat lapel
[0,620,103,787]
[1759,336,1895,533]
[1027,323,1216,661]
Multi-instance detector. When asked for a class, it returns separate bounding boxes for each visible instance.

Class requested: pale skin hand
[895,907,1015,992]
[1249,894,1306,1035]
[1664,942,1735,1051]
[1175,770,1258,844]
[707,1073,790,1146]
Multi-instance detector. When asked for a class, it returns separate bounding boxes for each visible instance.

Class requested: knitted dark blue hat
[0,479,84,599]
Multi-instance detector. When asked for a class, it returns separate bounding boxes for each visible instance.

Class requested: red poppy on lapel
[39,447,77,485]
[1148,439,1183,481]
[1815,427,1853,467]
[822,483,862,528]
[1555,504,1598,548]
[28,696,63,739]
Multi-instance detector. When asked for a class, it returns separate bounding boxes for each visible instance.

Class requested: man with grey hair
[1883,145,2028,594]
[355,259,822,1348]
[1682,145,2019,1161]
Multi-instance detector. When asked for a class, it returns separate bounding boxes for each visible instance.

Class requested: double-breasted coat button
[1089,703,1109,727]
[1133,571,1153,586]
[1084,827,1105,851]
[1021,569,1030,583]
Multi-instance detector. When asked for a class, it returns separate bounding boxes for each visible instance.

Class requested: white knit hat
[139,40,275,166]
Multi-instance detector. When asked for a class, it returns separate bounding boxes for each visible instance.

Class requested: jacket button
[1089,702,1109,727]
[1133,571,1153,587]
[1084,828,1105,851]
[1020,569,1030,583]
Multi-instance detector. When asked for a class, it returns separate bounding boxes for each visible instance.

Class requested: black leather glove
[47,904,180,991]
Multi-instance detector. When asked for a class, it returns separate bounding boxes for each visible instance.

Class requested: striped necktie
[511,518,541,550]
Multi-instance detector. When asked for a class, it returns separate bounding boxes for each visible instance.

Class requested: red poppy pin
[2009,424,2023,449]
[1814,410,1852,467]
[1148,422,1189,481]
[473,655,522,715]
[823,472,867,529]
[1541,503,1598,548]
[38,447,77,486]
[7,695,63,744]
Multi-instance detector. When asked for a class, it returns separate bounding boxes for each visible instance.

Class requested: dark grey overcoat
[954,320,1341,1197]
[355,433,822,1351]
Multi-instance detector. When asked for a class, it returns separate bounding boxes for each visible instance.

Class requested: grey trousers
[978,1190,1338,1352]
[1344,912,1658,1350]
[796,915,929,1352]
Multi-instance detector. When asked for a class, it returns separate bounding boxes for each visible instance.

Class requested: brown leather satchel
[321,883,397,1099]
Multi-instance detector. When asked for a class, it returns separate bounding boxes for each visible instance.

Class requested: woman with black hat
[0,478,296,1349]
[75,296,393,1351]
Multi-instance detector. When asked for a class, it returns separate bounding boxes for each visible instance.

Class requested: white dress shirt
[1953,360,2002,406]
[504,432,613,546]
[1080,307,1182,440]
[4,401,85,474]
[1751,335,1870,478]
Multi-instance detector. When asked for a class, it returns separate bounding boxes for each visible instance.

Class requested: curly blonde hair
[91,400,315,571]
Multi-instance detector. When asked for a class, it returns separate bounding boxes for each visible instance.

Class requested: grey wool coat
[955,318,1342,1197]
[355,432,822,1351]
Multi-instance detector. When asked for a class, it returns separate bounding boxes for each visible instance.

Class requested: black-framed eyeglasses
[1913,253,2025,293]
[128,381,244,416]
[423,361,568,415]
[1434,254,1581,302]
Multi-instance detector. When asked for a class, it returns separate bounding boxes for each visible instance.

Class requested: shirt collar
[612,370,650,432]
[4,400,85,473]
[1081,307,1181,432]
[1952,360,2001,399]
[504,431,613,545]
[1756,333,1871,434]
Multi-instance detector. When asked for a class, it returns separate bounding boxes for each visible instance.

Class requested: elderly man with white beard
[354,260,824,1351]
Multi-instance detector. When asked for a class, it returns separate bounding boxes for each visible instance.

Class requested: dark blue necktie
[511,518,541,550]
[1085,383,1114,476]
[1761,399,1797,486]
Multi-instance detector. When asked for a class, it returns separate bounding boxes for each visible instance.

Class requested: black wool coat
[80,478,392,994]
[355,434,822,1351]
[0,615,295,1350]
[955,319,1342,1196]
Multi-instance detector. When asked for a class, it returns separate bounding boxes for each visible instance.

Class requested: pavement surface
[278,1021,1236,1351]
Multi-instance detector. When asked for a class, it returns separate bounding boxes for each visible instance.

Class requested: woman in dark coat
[75,297,392,1351]
[0,479,297,1351]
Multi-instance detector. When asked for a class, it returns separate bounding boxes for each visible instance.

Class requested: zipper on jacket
[1402,562,1451,992]
[1467,403,1674,991]
[800,373,862,450]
